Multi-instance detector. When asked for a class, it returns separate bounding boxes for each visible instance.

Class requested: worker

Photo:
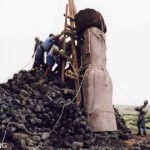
[32,33,62,70]
[135,100,148,136]
[44,38,63,77]
[32,37,43,58]
[44,37,74,77]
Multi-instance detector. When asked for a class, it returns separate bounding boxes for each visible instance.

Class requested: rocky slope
[0,70,131,150]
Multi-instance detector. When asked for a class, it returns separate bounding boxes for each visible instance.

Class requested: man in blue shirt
[44,38,63,76]
[32,33,62,70]
[43,38,73,77]
[135,100,149,136]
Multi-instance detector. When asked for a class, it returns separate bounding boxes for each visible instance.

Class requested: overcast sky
[0,0,150,105]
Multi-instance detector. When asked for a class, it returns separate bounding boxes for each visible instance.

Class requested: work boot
[136,133,141,136]
[136,131,141,136]
[31,67,36,71]
[44,65,53,77]
[143,131,147,136]
[137,128,141,135]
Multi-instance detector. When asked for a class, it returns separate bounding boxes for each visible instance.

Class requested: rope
[19,59,34,70]
[1,65,91,144]
[112,79,136,105]
[2,59,34,83]
[49,64,91,134]
[0,62,136,143]
[1,122,44,144]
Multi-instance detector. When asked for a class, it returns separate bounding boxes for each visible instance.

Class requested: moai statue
[75,9,117,132]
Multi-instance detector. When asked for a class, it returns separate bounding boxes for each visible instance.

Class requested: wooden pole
[68,0,81,105]
[72,0,77,15]
[61,4,68,82]
[63,89,76,95]
[53,49,70,61]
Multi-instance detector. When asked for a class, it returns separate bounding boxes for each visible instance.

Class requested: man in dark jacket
[135,100,148,136]
[32,37,43,58]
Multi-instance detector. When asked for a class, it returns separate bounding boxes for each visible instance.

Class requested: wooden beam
[68,0,81,106]
[53,49,70,61]
[65,70,77,77]
[65,72,77,80]
[72,0,77,15]
[61,4,68,82]
[63,89,76,95]
[64,14,75,21]
[66,25,76,31]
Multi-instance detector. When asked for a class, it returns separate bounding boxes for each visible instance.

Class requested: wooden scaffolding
[61,0,81,105]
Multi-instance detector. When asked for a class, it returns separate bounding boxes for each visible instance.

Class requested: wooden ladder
[61,0,81,105]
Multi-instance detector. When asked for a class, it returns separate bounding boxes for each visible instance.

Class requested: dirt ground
[115,105,150,149]
[126,134,150,148]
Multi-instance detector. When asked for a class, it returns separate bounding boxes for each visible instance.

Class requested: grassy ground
[115,105,150,134]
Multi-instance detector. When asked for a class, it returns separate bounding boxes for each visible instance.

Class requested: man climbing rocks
[135,100,149,136]
[44,38,73,77]
[32,33,62,70]
[44,38,63,77]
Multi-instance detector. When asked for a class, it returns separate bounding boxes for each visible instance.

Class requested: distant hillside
[115,105,150,134]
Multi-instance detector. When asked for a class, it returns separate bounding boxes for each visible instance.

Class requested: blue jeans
[33,46,45,68]
[47,54,55,66]
[137,119,146,135]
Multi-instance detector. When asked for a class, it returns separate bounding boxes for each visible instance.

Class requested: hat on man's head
[144,100,148,104]
[49,34,54,37]
[35,37,39,41]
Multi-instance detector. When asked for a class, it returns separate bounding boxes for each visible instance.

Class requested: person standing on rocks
[44,38,63,77]
[32,37,43,58]
[135,100,148,136]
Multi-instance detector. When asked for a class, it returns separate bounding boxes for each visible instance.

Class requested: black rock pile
[0,70,131,150]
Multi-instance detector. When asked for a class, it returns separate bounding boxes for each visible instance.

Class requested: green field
[115,105,150,134]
